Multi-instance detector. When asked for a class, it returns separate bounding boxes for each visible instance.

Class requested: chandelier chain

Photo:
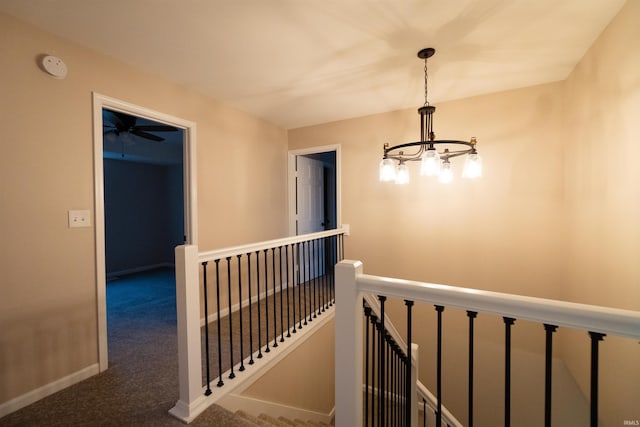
[424,58,429,106]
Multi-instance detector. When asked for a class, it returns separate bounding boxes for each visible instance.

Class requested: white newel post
[335,260,364,427]
[169,245,206,423]
[411,343,419,427]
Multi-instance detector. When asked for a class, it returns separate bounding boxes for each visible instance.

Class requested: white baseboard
[168,394,210,424]
[0,363,100,418]
[107,262,175,279]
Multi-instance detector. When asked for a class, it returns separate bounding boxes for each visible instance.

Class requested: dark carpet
[0,268,254,427]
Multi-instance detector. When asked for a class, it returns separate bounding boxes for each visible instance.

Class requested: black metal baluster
[331,235,336,306]
[503,317,516,427]
[311,239,316,318]
[303,241,309,324]
[378,296,386,427]
[214,260,224,387]
[291,243,298,333]
[467,311,477,427]
[371,314,377,427]
[307,240,313,322]
[423,398,427,427]
[264,249,270,353]
[391,341,400,426]
[256,251,263,359]
[315,239,321,316]
[278,246,284,343]
[397,346,400,427]
[322,237,327,311]
[285,245,291,338]
[403,353,408,427]
[387,336,392,427]
[390,342,394,427]
[589,332,605,427]
[237,255,245,372]
[202,262,212,395]
[247,253,254,365]
[318,238,323,315]
[226,257,235,379]
[272,247,278,348]
[405,300,414,426]
[297,242,303,330]
[544,324,558,427]
[384,333,389,427]
[364,304,371,427]
[435,305,445,427]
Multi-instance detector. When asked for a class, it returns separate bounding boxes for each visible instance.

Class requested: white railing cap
[339,261,640,340]
[198,227,347,263]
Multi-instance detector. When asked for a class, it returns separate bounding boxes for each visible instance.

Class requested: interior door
[296,155,325,279]
[296,155,325,235]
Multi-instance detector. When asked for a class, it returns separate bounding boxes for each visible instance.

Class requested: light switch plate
[68,210,91,228]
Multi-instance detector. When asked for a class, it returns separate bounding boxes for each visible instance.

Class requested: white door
[296,156,325,234]
[296,155,325,279]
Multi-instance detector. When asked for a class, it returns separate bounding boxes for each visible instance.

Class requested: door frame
[287,144,341,236]
[92,93,198,371]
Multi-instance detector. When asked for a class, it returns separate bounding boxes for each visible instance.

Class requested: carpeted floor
[0,268,255,427]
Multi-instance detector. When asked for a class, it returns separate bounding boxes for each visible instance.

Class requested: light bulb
[379,158,396,182]
[438,161,453,184]
[395,163,410,184]
[462,152,482,179]
[420,149,441,176]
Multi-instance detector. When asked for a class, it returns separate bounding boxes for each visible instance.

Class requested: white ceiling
[1,0,626,129]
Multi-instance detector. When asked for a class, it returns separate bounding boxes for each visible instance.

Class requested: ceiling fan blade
[103,110,127,130]
[131,129,164,142]
[134,125,178,132]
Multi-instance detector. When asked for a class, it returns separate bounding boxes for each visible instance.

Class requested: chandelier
[379,48,482,184]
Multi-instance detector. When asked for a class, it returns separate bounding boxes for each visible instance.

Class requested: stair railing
[170,227,347,423]
[362,293,462,427]
[335,260,640,427]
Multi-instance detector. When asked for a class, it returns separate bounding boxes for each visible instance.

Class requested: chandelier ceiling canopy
[379,48,482,185]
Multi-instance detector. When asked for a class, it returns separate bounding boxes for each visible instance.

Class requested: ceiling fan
[103,110,177,142]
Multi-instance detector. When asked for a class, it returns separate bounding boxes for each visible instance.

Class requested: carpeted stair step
[235,410,334,427]
[235,410,271,426]
[258,413,289,426]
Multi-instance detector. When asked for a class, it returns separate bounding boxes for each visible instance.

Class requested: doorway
[288,145,340,279]
[93,93,198,371]
[102,109,184,278]
[288,145,340,236]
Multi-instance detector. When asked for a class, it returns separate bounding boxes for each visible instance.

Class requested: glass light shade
[379,158,396,182]
[438,161,453,184]
[462,153,482,179]
[420,149,441,176]
[395,163,410,184]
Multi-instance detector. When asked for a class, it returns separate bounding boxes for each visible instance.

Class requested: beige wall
[561,1,640,425]
[0,13,288,403]
[289,2,639,425]
[242,319,335,414]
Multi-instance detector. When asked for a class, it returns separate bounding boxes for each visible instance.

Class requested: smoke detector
[40,55,68,79]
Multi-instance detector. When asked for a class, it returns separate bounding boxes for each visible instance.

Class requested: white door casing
[92,93,197,371]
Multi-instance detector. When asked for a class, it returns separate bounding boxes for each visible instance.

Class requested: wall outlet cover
[68,210,91,228]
